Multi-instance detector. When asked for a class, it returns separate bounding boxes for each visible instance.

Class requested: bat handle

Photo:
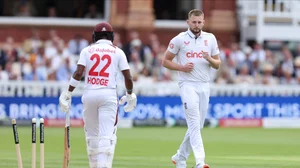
[65,112,70,127]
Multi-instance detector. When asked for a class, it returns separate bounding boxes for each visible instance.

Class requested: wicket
[11,118,45,168]
[40,118,44,168]
[12,119,23,168]
[32,118,36,168]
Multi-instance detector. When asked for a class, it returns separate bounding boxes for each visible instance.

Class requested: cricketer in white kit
[162,9,221,168]
[59,22,137,168]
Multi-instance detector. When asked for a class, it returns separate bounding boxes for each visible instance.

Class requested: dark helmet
[92,22,114,43]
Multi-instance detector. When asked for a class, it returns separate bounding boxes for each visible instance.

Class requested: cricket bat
[62,112,70,168]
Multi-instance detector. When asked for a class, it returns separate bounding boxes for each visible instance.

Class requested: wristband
[126,89,132,92]
[69,77,80,87]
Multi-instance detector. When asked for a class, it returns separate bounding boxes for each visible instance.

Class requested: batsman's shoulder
[76,46,89,57]
[81,45,91,53]
[117,47,127,58]
[116,45,123,52]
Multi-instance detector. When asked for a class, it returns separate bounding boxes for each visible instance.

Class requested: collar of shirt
[96,39,112,45]
[187,29,203,39]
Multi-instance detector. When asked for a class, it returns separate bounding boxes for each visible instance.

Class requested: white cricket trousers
[81,88,118,168]
[81,89,118,137]
[178,82,210,165]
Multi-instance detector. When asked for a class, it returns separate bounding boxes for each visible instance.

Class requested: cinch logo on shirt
[186,51,208,58]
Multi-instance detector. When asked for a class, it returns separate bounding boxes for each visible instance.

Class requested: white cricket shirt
[167,29,219,84]
[77,39,130,90]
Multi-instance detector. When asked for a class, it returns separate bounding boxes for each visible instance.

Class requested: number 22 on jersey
[87,54,111,86]
[89,54,111,77]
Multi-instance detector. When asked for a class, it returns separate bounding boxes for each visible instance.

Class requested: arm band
[69,77,80,87]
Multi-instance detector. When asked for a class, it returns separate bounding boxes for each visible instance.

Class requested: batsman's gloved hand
[119,93,137,112]
[59,91,72,113]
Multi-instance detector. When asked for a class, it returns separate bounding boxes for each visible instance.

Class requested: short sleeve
[118,49,130,71]
[211,34,220,56]
[167,36,180,55]
[77,49,87,66]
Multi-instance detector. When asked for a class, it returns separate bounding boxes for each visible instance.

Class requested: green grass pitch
[1,127,299,168]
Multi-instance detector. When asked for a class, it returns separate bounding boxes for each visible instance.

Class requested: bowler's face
[187,15,205,34]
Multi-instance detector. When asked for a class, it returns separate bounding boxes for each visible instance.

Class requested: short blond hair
[188,9,204,19]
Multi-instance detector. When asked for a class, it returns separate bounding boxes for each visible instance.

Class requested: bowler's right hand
[181,62,194,72]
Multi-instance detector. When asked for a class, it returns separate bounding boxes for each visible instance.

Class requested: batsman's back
[78,40,129,90]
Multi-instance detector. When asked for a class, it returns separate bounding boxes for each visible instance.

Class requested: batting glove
[119,93,137,112]
[59,91,72,113]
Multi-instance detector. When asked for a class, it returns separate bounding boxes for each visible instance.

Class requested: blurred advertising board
[0,96,299,128]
